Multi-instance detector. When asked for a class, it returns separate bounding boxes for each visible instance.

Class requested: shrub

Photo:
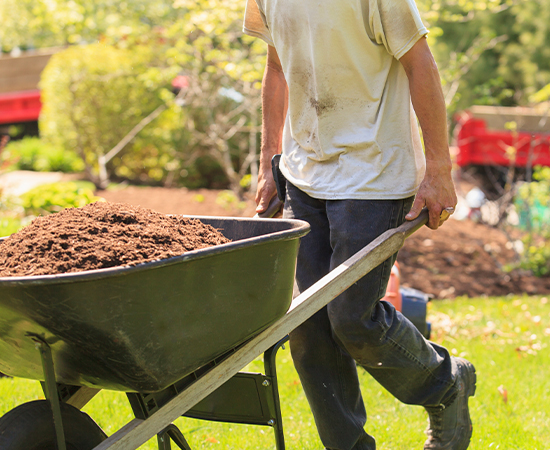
[514,166,550,276]
[0,217,22,237]
[0,190,27,237]
[20,182,101,216]
[215,190,247,211]
[1,137,84,173]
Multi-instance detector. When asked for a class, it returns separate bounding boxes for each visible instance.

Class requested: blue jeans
[283,183,458,450]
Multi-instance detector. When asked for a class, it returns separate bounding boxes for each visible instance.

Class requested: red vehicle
[454,105,550,170]
[0,50,56,137]
[0,90,42,126]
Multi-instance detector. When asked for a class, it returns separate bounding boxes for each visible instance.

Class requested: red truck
[0,50,57,137]
[454,105,550,171]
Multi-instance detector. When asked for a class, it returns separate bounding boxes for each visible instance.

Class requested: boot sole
[457,357,476,449]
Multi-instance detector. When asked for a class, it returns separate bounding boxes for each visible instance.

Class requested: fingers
[255,176,278,214]
[430,206,455,230]
[256,190,277,213]
[254,167,278,213]
[405,197,425,221]
[406,196,455,230]
[257,195,283,218]
[409,171,457,229]
[436,206,455,228]
[429,207,441,230]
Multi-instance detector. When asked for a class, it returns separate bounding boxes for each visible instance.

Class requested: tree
[0,0,177,51]
[27,0,267,194]
[164,0,266,195]
[419,0,550,115]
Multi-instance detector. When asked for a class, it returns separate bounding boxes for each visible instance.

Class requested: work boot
[424,357,476,450]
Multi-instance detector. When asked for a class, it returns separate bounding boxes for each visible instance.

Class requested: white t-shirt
[244,0,428,200]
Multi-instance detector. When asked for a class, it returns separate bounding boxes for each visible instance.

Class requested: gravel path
[0,171,81,196]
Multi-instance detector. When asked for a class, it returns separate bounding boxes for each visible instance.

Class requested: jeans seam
[385,334,455,390]
[335,342,365,434]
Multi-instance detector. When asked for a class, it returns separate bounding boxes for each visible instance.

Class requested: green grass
[1,295,549,449]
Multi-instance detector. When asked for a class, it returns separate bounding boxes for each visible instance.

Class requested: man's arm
[255,45,289,214]
[399,37,457,230]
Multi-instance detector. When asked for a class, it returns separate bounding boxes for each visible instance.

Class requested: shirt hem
[280,158,420,201]
[296,190,419,201]
[285,180,419,201]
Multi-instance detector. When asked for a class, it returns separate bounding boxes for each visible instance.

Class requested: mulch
[0,202,230,277]
[398,218,550,299]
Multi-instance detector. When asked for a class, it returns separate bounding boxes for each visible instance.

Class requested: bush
[514,166,550,276]
[20,181,101,216]
[1,137,84,173]
[0,190,27,237]
[39,43,183,187]
[0,217,22,237]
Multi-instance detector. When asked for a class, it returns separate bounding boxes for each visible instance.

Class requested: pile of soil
[0,202,231,277]
[398,218,550,298]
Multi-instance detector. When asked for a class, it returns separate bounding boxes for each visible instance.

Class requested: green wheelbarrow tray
[0,216,310,393]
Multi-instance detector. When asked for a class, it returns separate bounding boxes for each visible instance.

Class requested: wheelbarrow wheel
[0,400,107,450]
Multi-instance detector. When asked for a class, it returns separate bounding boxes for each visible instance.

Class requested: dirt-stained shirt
[244,0,428,200]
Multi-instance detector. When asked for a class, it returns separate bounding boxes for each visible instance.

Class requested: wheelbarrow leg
[34,337,67,450]
[157,424,192,450]
[263,336,288,450]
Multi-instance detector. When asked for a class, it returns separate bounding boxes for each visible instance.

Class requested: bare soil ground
[97,185,550,299]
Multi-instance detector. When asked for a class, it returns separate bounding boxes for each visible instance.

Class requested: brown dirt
[96,185,550,299]
[96,186,259,217]
[397,219,550,299]
[0,201,230,277]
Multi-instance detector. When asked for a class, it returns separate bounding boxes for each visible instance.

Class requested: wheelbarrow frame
[33,332,291,450]
[1,209,429,450]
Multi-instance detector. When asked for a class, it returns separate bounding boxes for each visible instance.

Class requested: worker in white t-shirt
[244,1,476,449]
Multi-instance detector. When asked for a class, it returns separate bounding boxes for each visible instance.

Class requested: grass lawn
[1,295,548,449]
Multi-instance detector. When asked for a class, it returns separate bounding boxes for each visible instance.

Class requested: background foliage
[421,0,550,117]
[4,0,550,189]
[39,42,185,188]
[20,181,99,216]
[0,0,178,51]
[2,0,267,192]
[0,137,84,173]
[514,167,550,276]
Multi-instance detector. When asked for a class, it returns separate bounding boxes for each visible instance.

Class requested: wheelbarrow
[0,210,428,450]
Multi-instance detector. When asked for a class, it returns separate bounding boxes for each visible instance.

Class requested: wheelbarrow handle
[254,196,284,219]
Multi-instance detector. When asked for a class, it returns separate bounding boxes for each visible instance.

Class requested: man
[243,1,476,449]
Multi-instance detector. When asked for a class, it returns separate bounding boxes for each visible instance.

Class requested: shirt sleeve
[366,0,428,59]
[243,0,275,47]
